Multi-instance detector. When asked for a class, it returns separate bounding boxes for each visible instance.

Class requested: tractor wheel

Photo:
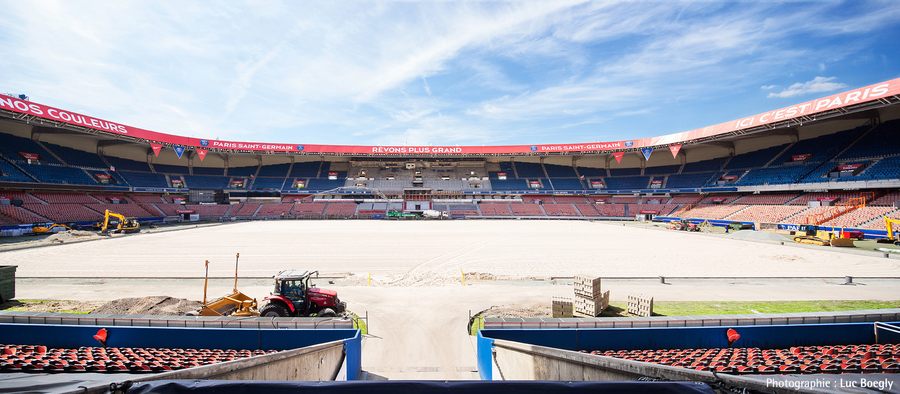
[318,308,337,317]
[260,303,289,317]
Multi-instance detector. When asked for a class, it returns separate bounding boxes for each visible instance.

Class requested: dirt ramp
[92,296,201,315]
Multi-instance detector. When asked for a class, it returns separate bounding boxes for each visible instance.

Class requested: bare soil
[91,296,201,315]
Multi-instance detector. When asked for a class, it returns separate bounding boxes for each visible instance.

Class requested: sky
[1,1,899,146]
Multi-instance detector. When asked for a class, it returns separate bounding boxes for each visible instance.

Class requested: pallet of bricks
[551,297,574,318]
[573,275,609,317]
[626,294,654,317]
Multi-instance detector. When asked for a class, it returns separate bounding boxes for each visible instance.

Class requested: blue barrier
[655,216,890,239]
[480,321,900,353]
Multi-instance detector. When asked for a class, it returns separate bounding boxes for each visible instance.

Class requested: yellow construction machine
[98,209,141,235]
[876,217,900,246]
[31,223,71,235]
[792,225,855,247]
[199,253,259,317]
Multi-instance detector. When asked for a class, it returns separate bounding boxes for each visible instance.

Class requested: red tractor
[260,270,347,317]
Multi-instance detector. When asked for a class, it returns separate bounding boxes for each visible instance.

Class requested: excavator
[97,209,141,235]
[877,217,900,246]
[31,223,71,235]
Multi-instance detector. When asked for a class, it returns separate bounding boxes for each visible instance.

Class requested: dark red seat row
[584,343,899,375]
[0,344,277,373]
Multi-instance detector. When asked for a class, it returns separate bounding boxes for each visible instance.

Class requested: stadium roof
[1,78,899,158]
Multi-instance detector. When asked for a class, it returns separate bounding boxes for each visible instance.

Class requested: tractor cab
[797,224,819,236]
[260,270,346,317]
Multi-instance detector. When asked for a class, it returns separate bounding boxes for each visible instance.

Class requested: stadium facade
[1,78,899,235]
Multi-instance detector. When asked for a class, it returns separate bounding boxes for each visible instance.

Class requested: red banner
[1,78,897,155]
[589,179,605,188]
[150,143,162,157]
[612,151,624,164]
[196,148,208,162]
[836,163,865,171]
[791,153,812,162]
[18,152,40,161]
[669,144,682,158]
[639,209,660,214]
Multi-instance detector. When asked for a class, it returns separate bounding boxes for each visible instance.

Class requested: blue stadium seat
[43,142,107,168]
[184,175,229,189]
[514,162,545,178]
[576,166,606,177]
[608,167,642,176]
[488,179,528,191]
[666,172,716,188]
[258,163,291,177]
[734,164,818,186]
[228,166,258,176]
[119,171,168,188]
[772,126,866,165]
[644,165,680,176]
[725,144,789,169]
[0,160,34,182]
[153,164,189,174]
[290,162,321,177]
[252,177,286,190]
[838,120,900,160]
[543,164,578,178]
[549,178,585,190]
[20,163,97,185]
[0,134,60,164]
[193,167,224,176]
[105,156,151,172]
[605,176,649,189]
[682,158,727,173]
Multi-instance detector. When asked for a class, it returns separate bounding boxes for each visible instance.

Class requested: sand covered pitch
[1,220,897,281]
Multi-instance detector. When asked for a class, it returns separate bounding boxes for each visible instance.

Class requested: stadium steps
[762,142,796,168]
[833,122,879,159]
[676,161,686,174]
[722,205,753,220]
[510,162,520,179]
[33,140,68,165]
[718,156,733,171]
[279,162,295,190]
[783,207,815,223]
[315,161,324,178]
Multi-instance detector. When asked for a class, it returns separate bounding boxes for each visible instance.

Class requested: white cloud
[767,76,847,98]
[760,85,778,90]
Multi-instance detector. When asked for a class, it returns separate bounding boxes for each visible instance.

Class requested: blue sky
[1,1,899,146]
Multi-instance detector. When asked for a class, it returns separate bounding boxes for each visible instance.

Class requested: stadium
[2,2,900,392]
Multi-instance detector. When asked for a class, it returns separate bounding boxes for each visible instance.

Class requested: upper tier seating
[682,158,727,173]
[725,145,788,169]
[838,120,900,160]
[104,156,151,172]
[665,172,715,188]
[608,167,642,176]
[257,163,291,177]
[773,126,866,165]
[513,162,545,178]
[43,143,107,168]
[193,167,224,176]
[152,164,189,174]
[577,166,606,177]
[604,176,649,190]
[644,165,680,175]
[543,164,578,178]
[734,164,818,186]
[0,134,59,164]
[290,162,321,177]
[228,166,258,176]
[119,171,168,188]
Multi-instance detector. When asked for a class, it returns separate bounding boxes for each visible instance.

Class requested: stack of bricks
[573,275,609,317]
[626,294,654,317]
[551,297,574,318]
